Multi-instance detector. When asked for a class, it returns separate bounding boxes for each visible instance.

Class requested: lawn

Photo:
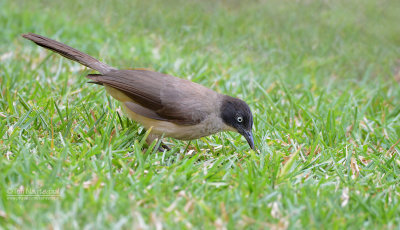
[1,0,400,229]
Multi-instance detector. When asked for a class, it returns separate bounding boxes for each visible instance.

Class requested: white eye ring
[237,116,243,123]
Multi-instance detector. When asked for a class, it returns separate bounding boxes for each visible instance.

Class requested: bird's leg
[161,143,171,151]
[146,133,170,152]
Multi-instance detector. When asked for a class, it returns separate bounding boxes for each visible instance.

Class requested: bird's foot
[157,142,171,152]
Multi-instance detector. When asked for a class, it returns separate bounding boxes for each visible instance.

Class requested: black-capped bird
[22,33,254,150]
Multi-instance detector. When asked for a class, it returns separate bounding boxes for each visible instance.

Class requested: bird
[22,33,255,151]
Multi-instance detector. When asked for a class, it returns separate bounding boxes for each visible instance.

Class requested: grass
[1,0,400,229]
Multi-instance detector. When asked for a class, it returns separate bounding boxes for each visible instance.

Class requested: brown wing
[87,69,219,125]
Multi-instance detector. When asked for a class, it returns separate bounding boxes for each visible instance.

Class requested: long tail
[22,33,115,74]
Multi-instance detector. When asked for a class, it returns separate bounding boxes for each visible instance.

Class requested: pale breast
[122,103,230,140]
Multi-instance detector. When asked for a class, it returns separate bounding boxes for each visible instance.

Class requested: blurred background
[3,0,400,86]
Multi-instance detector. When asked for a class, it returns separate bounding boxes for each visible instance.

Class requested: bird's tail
[22,33,115,74]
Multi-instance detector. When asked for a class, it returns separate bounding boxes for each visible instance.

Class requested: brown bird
[22,33,254,150]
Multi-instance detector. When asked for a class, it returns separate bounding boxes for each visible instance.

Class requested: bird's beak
[241,130,255,149]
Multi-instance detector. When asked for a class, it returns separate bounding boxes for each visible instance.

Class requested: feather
[86,69,219,125]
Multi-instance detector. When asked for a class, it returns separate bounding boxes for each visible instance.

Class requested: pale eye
[237,116,243,123]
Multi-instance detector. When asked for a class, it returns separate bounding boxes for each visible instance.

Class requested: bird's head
[220,96,254,149]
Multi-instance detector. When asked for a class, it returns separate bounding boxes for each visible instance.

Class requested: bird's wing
[87,69,218,125]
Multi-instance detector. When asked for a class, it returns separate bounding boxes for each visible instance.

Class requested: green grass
[1,0,400,229]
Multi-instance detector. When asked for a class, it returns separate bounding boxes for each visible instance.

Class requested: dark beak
[241,130,255,149]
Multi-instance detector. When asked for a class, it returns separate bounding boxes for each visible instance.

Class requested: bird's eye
[237,116,243,123]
